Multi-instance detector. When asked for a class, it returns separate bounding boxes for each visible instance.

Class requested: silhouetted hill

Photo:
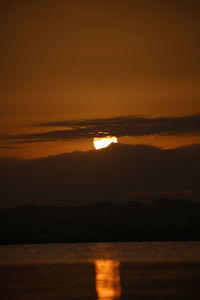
[1,143,200,208]
[0,199,200,244]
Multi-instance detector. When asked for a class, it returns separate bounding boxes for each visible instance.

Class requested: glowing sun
[93,136,118,150]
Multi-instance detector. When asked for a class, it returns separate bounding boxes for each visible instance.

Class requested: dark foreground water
[0,242,200,299]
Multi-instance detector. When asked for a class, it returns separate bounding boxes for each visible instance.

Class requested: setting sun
[93,136,118,150]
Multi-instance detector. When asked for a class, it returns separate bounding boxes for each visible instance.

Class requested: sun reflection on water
[94,260,121,300]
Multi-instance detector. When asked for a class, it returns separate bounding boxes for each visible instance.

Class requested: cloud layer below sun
[0,143,200,207]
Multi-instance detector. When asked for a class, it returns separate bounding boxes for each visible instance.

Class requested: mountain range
[1,199,200,244]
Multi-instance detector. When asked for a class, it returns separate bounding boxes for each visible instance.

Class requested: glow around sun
[93,136,118,150]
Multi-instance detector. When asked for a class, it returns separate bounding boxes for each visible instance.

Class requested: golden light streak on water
[94,260,121,300]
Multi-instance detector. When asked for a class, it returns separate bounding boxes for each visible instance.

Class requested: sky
[0,1,200,206]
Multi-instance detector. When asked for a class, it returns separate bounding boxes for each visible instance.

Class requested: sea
[0,241,200,299]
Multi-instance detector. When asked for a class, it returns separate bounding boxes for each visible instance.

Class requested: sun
[93,136,118,150]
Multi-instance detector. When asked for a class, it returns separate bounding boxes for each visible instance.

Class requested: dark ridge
[0,199,200,245]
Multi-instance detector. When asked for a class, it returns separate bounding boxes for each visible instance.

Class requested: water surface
[0,242,200,299]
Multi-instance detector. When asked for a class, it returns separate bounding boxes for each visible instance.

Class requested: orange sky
[1,0,200,158]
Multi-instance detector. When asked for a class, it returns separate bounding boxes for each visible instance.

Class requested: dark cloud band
[1,114,200,144]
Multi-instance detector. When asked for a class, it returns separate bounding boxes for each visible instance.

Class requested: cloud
[1,114,200,144]
[0,143,199,207]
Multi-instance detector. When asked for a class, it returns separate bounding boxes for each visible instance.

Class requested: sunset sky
[1,0,200,158]
[0,1,200,207]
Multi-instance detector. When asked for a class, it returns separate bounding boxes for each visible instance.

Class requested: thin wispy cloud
[1,114,200,144]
